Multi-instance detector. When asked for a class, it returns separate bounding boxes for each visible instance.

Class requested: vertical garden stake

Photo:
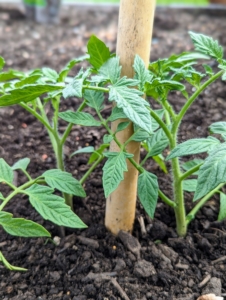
[105,0,156,235]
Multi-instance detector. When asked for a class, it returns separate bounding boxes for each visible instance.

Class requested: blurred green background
[64,0,208,4]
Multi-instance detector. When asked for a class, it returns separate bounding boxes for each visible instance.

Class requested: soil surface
[1,4,226,300]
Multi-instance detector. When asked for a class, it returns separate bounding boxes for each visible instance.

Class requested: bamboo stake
[105,0,156,235]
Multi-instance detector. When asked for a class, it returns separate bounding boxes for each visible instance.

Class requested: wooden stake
[105,0,156,235]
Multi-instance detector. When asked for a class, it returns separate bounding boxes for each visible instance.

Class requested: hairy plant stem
[175,70,224,128]
[158,190,176,208]
[179,163,203,182]
[170,137,187,237]
[167,71,224,236]
[186,182,225,225]
[20,99,73,209]
[149,109,173,144]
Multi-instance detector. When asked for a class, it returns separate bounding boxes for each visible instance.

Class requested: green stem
[186,182,225,225]
[19,102,54,135]
[140,152,150,166]
[37,98,58,154]
[60,99,87,147]
[165,71,224,236]
[22,169,32,181]
[171,157,187,236]
[79,155,104,185]
[179,163,203,182]
[52,97,60,133]
[54,134,73,208]
[149,108,173,145]
[162,98,176,124]
[0,180,37,211]
[149,107,186,233]
[175,70,224,128]
[158,189,176,208]
[169,131,187,236]
[82,85,109,93]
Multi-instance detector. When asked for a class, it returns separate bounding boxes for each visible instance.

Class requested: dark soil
[0,4,226,300]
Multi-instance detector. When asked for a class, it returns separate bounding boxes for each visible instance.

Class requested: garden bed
[0,4,226,300]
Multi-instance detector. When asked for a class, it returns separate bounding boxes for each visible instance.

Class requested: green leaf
[108,107,127,121]
[63,68,90,98]
[0,69,25,82]
[87,35,111,69]
[92,57,121,84]
[218,192,226,221]
[88,144,109,164]
[0,211,50,237]
[203,64,214,76]
[84,89,104,111]
[166,137,220,160]
[0,84,64,106]
[0,57,5,70]
[109,84,152,133]
[103,134,114,144]
[185,70,205,87]
[145,79,185,98]
[152,155,168,174]
[24,184,87,228]
[0,251,27,271]
[58,55,89,82]
[43,169,86,197]
[115,121,130,133]
[131,126,151,142]
[12,158,30,171]
[59,111,101,127]
[114,76,140,87]
[148,52,208,80]
[194,143,226,200]
[42,67,58,82]
[147,129,169,157]
[183,179,197,192]
[0,192,5,201]
[189,31,223,60]
[222,72,226,81]
[103,152,128,197]
[70,146,94,158]
[182,159,204,175]
[209,121,226,137]
[0,158,14,184]
[138,171,158,219]
[14,75,41,88]
[133,55,153,91]
[173,52,210,63]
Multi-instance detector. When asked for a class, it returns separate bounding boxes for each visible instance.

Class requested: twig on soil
[198,274,211,288]
[81,272,117,282]
[210,227,226,236]
[138,216,147,237]
[211,256,226,265]
[110,277,130,300]
[175,263,189,270]
[77,235,99,249]
[81,272,130,300]
[82,197,93,215]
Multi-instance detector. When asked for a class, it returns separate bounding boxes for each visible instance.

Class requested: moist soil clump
[0,4,226,300]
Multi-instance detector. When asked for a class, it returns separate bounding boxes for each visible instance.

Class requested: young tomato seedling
[60,32,226,237]
[0,157,86,271]
[0,55,106,209]
[0,56,102,270]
